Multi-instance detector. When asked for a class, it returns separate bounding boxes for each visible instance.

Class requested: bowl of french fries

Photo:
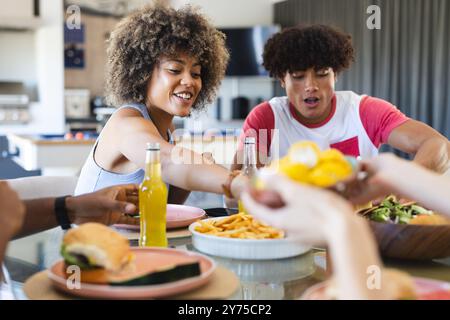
[189,213,311,260]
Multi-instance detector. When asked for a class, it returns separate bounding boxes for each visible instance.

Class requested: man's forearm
[14,198,58,239]
[388,163,450,216]
[413,138,450,173]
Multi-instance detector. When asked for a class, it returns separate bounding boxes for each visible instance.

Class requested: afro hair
[105,3,229,111]
[263,24,354,78]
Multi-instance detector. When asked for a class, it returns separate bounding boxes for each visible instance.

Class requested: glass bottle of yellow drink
[139,143,168,247]
[238,137,258,213]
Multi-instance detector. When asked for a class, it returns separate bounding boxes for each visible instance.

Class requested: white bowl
[189,217,311,260]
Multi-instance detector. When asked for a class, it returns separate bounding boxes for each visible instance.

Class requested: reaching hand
[0,181,26,239]
[230,173,250,200]
[241,174,354,246]
[67,184,139,226]
[347,153,417,204]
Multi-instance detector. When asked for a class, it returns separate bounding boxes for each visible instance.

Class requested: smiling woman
[74,3,248,203]
[146,55,202,118]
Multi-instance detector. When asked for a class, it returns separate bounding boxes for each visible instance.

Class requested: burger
[60,223,201,286]
[61,223,134,284]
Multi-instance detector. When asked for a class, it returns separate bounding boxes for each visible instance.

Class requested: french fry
[195,214,284,239]
[214,215,238,227]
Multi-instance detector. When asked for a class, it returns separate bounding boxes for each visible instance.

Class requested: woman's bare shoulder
[107,107,157,134]
[112,106,145,119]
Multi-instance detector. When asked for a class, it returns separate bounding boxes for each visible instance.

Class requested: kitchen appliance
[64,88,90,118]
[231,96,250,119]
[0,82,30,124]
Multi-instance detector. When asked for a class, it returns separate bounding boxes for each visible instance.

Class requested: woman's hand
[0,181,26,240]
[67,184,139,226]
[230,173,249,200]
[241,174,354,246]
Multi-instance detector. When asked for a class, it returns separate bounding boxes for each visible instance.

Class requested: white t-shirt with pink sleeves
[239,91,409,161]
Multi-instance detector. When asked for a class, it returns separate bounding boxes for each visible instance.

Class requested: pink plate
[47,247,216,299]
[301,277,450,300]
[114,204,206,230]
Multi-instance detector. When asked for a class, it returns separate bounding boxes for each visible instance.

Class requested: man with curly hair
[233,25,449,173]
[75,3,246,202]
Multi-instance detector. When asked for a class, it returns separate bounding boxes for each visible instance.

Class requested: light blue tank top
[74,103,173,196]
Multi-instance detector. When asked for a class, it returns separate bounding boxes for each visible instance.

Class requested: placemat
[23,265,239,300]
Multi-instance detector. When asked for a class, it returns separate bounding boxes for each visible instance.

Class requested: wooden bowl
[368,221,450,260]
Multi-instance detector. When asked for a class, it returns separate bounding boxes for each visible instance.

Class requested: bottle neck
[145,149,162,178]
[243,142,257,176]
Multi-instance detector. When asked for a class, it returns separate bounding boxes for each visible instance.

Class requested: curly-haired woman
[232,25,449,173]
[75,4,245,202]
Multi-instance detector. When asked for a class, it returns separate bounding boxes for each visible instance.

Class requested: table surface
[6,223,450,300]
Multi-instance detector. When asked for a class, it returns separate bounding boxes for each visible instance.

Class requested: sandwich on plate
[61,223,201,286]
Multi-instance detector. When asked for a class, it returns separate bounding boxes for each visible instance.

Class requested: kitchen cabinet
[7,134,95,176]
[0,0,65,134]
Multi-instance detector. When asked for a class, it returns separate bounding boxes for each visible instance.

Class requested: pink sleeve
[359,96,410,147]
[238,102,275,156]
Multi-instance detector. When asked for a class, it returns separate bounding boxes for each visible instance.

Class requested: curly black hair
[105,3,229,111]
[263,24,354,78]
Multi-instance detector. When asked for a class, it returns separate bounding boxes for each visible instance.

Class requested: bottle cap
[244,136,256,144]
[146,142,160,150]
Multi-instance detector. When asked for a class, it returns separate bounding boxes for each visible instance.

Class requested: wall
[0,31,37,83]
[0,0,65,135]
[274,0,450,139]
[184,77,276,133]
[182,0,277,132]
[63,0,277,132]
[190,0,274,27]
[64,14,120,97]
[0,0,34,16]
[63,0,274,98]
[0,0,38,105]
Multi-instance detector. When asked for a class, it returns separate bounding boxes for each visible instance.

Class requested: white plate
[189,217,311,260]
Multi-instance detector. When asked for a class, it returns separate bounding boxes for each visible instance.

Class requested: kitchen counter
[7,134,96,145]
[6,134,96,176]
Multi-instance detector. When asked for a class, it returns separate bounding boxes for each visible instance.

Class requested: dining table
[5,216,450,300]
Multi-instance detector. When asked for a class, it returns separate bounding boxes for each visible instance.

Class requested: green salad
[361,195,433,224]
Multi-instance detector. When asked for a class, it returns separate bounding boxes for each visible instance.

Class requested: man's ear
[279,77,286,88]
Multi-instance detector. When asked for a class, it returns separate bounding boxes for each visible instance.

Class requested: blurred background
[1,0,449,271]
[1,0,449,179]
